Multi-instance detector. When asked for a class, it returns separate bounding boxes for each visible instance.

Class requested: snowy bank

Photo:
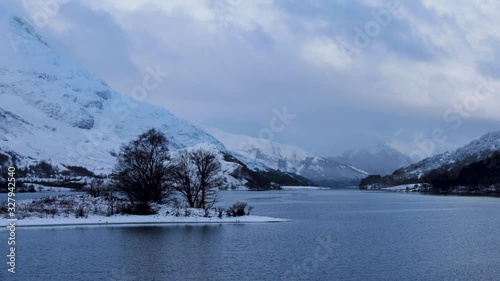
[281,186,329,190]
[1,194,290,228]
[381,183,425,192]
[9,214,290,228]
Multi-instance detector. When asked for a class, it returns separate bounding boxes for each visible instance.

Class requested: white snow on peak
[401,130,500,178]
[203,127,367,183]
[204,127,316,171]
[204,126,315,170]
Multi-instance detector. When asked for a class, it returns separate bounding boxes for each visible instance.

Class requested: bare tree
[170,149,224,209]
[113,128,172,212]
[85,178,107,198]
[169,151,198,208]
[191,149,223,209]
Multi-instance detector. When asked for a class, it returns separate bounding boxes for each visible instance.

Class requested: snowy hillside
[359,130,500,189]
[0,12,314,190]
[0,11,318,191]
[331,142,413,175]
[0,13,227,171]
[398,131,500,178]
[204,127,368,185]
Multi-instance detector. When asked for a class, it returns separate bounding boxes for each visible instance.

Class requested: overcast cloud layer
[4,0,500,159]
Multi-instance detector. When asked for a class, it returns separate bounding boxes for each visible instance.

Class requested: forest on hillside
[360,152,500,196]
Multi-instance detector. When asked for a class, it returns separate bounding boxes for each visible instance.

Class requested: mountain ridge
[331,142,413,175]
[360,130,500,189]
[204,127,368,186]
[397,130,500,178]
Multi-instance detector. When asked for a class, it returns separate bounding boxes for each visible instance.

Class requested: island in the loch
[4,194,289,227]
[1,129,291,227]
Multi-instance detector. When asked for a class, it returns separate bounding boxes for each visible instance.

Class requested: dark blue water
[1,190,500,281]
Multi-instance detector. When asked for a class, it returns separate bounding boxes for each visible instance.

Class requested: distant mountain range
[205,127,417,186]
[360,130,500,191]
[397,131,500,178]
[330,142,414,175]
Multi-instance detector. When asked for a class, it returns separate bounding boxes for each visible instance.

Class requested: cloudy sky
[4,0,500,159]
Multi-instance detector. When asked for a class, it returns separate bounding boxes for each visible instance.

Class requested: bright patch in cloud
[302,38,350,69]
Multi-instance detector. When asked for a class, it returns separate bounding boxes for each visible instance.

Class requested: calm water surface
[1,189,500,281]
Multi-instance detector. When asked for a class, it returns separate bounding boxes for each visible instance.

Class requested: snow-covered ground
[381,183,423,192]
[281,186,330,190]
[13,214,290,227]
[1,194,290,228]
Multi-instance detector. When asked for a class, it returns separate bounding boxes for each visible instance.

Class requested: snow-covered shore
[1,194,290,228]
[281,186,329,190]
[8,214,290,228]
[380,183,426,192]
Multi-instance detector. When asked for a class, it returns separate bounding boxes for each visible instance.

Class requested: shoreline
[364,188,500,198]
[12,220,288,228]
[2,214,291,228]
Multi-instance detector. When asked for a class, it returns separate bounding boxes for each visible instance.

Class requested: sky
[3,0,500,159]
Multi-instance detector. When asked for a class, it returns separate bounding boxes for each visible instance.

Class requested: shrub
[184,206,191,217]
[75,206,86,218]
[131,202,156,215]
[226,202,248,217]
[246,206,254,216]
[85,178,108,197]
[216,207,224,219]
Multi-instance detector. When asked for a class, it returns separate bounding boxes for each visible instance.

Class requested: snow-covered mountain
[0,12,310,189]
[204,127,368,185]
[0,14,223,168]
[331,142,413,175]
[397,130,500,178]
[359,130,500,188]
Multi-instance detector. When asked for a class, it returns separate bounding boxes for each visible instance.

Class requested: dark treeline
[360,152,500,195]
[0,152,96,192]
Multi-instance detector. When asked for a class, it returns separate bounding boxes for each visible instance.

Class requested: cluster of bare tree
[170,150,223,209]
[85,178,108,198]
[112,128,225,213]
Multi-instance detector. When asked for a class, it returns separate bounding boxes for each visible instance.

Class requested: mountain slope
[0,13,311,189]
[204,127,368,185]
[398,130,500,178]
[331,142,413,175]
[360,130,500,188]
[0,14,225,171]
